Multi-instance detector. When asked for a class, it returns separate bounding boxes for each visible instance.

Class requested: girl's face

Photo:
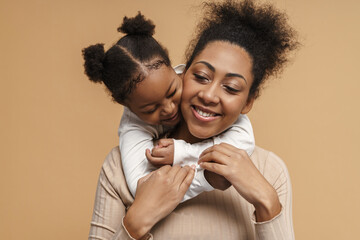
[181,41,255,139]
[124,62,183,126]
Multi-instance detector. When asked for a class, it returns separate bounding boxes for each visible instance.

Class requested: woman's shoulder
[101,146,134,205]
[251,146,291,187]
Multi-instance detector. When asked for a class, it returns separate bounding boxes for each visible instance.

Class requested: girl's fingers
[157,138,173,147]
[146,149,164,164]
[151,147,168,157]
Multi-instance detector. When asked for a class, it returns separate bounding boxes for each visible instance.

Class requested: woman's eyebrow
[225,73,247,84]
[194,61,215,72]
[194,61,247,84]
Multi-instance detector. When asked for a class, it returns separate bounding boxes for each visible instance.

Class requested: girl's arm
[172,114,255,167]
[146,114,255,201]
[119,107,213,201]
[118,107,159,197]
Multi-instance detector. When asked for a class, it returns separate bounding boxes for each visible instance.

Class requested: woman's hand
[123,165,195,239]
[199,143,281,222]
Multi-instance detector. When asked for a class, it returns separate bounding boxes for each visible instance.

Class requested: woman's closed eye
[193,73,210,83]
[223,84,241,94]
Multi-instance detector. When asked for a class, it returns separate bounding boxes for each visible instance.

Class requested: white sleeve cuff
[196,169,214,192]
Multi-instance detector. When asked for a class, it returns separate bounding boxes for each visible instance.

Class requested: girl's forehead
[128,66,178,106]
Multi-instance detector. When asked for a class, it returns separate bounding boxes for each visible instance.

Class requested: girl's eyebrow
[194,61,247,84]
[139,78,175,109]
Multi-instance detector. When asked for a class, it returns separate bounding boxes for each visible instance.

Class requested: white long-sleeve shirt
[118,107,255,202]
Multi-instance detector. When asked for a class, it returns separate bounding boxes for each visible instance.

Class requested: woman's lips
[191,105,220,122]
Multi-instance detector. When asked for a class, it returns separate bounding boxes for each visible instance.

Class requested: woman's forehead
[192,41,253,81]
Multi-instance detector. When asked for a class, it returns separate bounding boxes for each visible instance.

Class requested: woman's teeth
[195,107,216,117]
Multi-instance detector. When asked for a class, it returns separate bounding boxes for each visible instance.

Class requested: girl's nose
[161,100,175,115]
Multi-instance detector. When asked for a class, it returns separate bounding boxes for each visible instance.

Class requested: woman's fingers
[157,163,172,174]
[168,164,182,179]
[199,143,234,159]
[199,162,226,178]
[198,149,229,165]
[179,166,195,193]
[137,171,155,185]
[173,165,195,185]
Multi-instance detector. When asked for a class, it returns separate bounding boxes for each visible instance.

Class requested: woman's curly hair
[185,0,300,99]
[82,12,170,103]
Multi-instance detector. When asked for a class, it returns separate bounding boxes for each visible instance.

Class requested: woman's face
[181,41,255,139]
[124,62,182,126]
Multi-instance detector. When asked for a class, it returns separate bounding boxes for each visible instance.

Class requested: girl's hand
[123,164,195,238]
[198,143,281,222]
[146,138,174,166]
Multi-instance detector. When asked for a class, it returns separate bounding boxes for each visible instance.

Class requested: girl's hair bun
[82,43,105,83]
[118,12,155,36]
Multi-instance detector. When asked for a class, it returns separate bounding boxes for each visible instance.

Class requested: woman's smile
[191,105,221,122]
[181,41,254,139]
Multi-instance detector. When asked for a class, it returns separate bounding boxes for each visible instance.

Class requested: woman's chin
[188,127,214,140]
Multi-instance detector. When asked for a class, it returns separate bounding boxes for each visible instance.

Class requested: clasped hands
[146,140,281,221]
[126,140,281,238]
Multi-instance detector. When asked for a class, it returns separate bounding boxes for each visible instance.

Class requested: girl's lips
[162,111,179,123]
[191,105,220,122]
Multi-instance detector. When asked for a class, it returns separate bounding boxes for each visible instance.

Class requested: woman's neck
[171,119,202,144]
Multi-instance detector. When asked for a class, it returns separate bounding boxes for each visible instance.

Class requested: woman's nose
[198,84,220,105]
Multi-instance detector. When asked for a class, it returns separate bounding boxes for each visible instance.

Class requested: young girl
[82,12,255,201]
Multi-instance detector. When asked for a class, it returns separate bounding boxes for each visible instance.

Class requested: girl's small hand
[198,143,281,222]
[146,138,174,166]
[123,164,195,238]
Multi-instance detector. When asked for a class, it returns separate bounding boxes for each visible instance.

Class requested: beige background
[1,0,359,239]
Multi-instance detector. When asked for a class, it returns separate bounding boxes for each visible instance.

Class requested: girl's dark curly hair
[82,12,171,103]
[185,0,299,99]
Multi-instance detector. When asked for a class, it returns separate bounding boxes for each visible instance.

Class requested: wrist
[253,187,281,222]
[204,170,231,190]
[123,204,153,239]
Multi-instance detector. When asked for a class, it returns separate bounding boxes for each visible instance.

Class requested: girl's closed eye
[167,88,177,98]
[143,106,158,114]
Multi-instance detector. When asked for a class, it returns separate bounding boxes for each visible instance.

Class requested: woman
[88,0,299,239]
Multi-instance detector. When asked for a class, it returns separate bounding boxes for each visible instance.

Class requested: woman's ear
[241,96,255,114]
